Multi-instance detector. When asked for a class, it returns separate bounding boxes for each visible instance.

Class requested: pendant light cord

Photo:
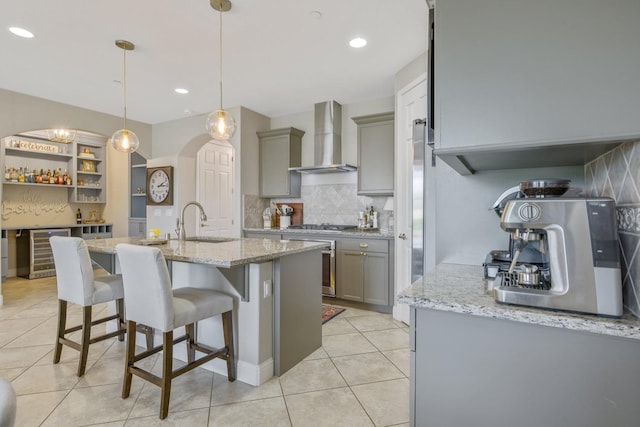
[219,8,224,110]
[122,47,128,130]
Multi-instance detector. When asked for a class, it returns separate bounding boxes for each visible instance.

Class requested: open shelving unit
[129,151,147,237]
[1,130,108,204]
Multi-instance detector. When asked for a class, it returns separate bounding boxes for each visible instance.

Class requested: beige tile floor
[0,275,410,426]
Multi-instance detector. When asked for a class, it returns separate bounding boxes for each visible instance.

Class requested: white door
[197,141,234,237]
[394,76,427,324]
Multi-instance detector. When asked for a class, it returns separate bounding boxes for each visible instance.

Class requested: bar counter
[86,236,327,386]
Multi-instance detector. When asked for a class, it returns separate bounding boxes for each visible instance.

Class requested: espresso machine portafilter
[493,197,623,317]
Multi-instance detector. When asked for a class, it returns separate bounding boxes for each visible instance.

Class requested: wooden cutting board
[275,203,303,228]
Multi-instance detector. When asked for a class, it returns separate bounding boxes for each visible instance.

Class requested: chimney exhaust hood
[289,101,357,173]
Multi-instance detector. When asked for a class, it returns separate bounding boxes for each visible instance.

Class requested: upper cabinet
[434,0,640,174]
[353,112,394,195]
[258,127,304,198]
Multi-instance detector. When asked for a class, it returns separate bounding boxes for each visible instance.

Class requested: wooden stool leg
[77,306,92,377]
[222,311,236,382]
[116,299,125,342]
[53,300,67,364]
[186,323,196,364]
[160,331,173,420]
[122,321,136,399]
[145,326,154,350]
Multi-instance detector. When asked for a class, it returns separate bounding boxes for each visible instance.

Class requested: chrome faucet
[176,201,208,241]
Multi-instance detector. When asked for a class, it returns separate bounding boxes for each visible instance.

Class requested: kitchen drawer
[340,239,388,253]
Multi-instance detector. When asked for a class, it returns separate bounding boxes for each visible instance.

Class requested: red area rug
[322,305,345,324]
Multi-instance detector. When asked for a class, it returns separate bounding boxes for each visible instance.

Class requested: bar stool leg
[116,299,125,342]
[53,300,67,364]
[122,320,137,399]
[186,323,196,364]
[77,306,92,377]
[145,326,154,349]
[160,331,173,419]
[222,311,236,381]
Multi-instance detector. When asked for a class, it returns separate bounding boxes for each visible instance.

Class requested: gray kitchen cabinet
[353,112,394,195]
[410,307,640,427]
[258,127,304,198]
[434,0,640,174]
[338,238,389,305]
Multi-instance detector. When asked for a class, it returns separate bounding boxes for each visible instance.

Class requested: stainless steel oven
[287,237,336,297]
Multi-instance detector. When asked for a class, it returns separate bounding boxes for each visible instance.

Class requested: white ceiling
[0,0,428,125]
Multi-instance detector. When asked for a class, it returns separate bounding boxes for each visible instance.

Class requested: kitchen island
[399,264,640,427]
[86,237,328,386]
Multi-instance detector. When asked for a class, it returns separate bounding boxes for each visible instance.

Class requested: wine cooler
[17,228,71,279]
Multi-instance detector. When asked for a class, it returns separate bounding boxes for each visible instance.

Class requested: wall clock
[146,166,174,206]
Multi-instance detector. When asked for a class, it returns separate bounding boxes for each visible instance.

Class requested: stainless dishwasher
[17,228,71,278]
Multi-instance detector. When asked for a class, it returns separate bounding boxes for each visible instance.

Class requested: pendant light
[205,0,236,141]
[111,40,140,153]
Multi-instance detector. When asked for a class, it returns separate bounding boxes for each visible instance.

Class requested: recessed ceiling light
[309,10,322,19]
[175,88,189,94]
[9,27,34,38]
[349,37,367,48]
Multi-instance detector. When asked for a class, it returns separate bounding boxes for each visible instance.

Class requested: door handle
[399,233,407,240]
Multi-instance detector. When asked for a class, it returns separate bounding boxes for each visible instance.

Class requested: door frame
[393,74,427,324]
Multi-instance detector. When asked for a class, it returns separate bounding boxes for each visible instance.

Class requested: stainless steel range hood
[289,101,357,173]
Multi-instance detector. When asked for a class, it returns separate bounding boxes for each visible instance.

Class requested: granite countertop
[84,236,328,268]
[244,227,394,239]
[398,263,640,341]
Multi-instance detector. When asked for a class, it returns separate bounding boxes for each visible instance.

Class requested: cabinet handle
[359,243,368,248]
[399,233,407,240]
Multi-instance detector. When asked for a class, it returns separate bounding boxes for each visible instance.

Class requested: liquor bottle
[34,169,41,184]
[368,206,375,228]
[76,209,82,224]
[17,167,24,183]
[4,167,9,181]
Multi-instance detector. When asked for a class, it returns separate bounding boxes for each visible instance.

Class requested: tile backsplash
[243,184,393,231]
[585,140,640,318]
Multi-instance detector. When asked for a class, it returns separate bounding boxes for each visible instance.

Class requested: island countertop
[84,237,329,268]
[398,263,640,340]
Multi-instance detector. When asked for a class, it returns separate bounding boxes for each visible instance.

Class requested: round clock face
[149,169,170,203]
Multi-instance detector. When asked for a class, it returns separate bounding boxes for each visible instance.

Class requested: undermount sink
[185,236,236,243]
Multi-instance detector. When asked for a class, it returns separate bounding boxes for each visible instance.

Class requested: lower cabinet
[128,219,146,238]
[244,231,282,240]
[338,238,389,305]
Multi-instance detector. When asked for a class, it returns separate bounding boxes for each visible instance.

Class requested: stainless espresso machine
[490,196,623,317]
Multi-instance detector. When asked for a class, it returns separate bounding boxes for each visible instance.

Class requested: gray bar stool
[50,236,127,377]
[115,243,236,420]
[50,236,154,377]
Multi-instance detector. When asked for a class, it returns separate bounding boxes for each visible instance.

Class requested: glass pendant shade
[111,128,140,153]
[206,109,236,141]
